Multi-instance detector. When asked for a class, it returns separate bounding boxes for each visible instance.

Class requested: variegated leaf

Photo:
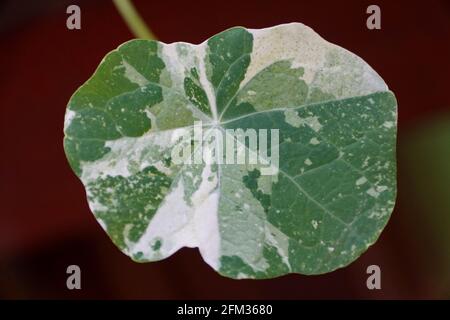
[64,23,397,279]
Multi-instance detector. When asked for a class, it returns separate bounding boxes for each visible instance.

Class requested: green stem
[112,0,156,40]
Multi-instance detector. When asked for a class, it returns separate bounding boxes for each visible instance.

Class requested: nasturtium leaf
[64,23,397,279]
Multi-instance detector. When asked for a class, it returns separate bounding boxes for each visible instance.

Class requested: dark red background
[1,0,449,299]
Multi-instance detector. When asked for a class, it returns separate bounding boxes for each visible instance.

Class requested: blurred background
[0,0,449,299]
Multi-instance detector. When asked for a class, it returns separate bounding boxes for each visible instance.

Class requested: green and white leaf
[64,23,397,279]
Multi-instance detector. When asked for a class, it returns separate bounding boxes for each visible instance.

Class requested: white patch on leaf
[122,60,149,87]
[304,116,322,132]
[265,223,292,270]
[356,177,368,186]
[64,110,76,131]
[191,165,220,269]
[366,185,388,198]
[130,178,194,258]
[284,109,302,127]
[246,23,387,99]
[383,121,394,128]
[284,110,322,132]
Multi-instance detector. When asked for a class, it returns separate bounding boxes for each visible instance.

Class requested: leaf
[64,23,397,279]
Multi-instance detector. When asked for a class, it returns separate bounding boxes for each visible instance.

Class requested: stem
[112,0,156,40]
